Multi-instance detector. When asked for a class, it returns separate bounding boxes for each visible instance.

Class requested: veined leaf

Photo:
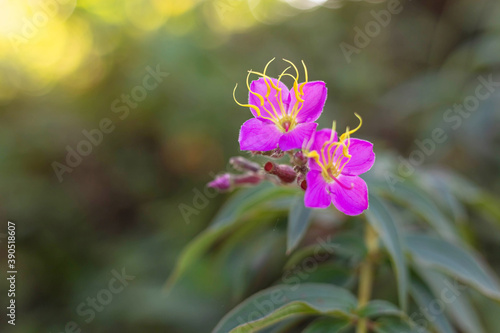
[366,193,409,311]
[287,195,313,254]
[212,283,357,333]
[414,268,485,333]
[380,182,459,243]
[283,232,367,271]
[405,234,500,301]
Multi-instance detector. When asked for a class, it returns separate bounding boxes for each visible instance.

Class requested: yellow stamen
[233,84,275,122]
[302,114,364,182]
[283,58,299,83]
[301,60,308,83]
[340,113,362,142]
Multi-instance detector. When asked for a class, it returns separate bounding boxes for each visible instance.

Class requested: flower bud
[264,162,297,183]
[229,156,260,173]
[293,151,308,166]
[207,174,231,191]
[296,173,307,191]
[234,174,263,186]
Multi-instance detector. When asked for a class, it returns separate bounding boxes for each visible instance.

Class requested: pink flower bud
[296,174,307,191]
[264,162,297,183]
[293,151,308,166]
[234,174,263,186]
[207,174,231,191]
[229,156,260,172]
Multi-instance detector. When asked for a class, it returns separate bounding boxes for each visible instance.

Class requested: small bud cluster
[208,149,309,192]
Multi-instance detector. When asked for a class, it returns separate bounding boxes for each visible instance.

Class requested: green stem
[356,222,378,333]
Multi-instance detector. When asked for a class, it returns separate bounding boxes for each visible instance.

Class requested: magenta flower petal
[329,175,368,216]
[304,170,331,208]
[239,117,282,151]
[279,122,318,151]
[309,128,338,152]
[249,77,290,119]
[335,139,375,176]
[289,81,327,123]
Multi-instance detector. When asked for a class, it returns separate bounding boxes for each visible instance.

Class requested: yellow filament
[246,71,279,122]
[299,60,308,96]
[233,84,275,122]
[283,58,299,83]
[263,58,275,77]
[262,61,273,98]
[246,71,280,120]
[340,113,362,141]
[277,67,292,116]
[304,150,331,179]
[330,121,337,141]
[301,60,308,83]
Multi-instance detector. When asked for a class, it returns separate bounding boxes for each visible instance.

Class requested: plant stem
[356,222,378,333]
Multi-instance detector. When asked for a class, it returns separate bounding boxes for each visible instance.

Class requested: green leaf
[357,300,404,318]
[302,317,351,333]
[255,318,300,333]
[380,182,459,243]
[165,184,299,292]
[405,234,500,301]
[410,279,456,333]
[283,232,366,271]
[287,195,313,254]
[366,193,409,311]
[374,317,430,333]
[283,263,353,287]
[415,269,485,333]
[212,283,357,333]
[420,172,467,225]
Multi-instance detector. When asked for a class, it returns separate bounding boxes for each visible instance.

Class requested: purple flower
[303,114,375,215]
[234,59,327,152]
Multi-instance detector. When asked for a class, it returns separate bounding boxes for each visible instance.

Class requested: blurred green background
[0,0,499,332]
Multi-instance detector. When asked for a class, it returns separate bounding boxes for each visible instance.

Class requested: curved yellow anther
[283,58,299,83]
[233,84,275,122]
[340,113,362,142]
[301,60,308,83]
[330,121,337,141]
[263,58,275,76]
[277,66,291,85]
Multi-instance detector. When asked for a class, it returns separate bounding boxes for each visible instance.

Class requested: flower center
[323,165,341,182]
[278,116,296,133]
[303,114,364,183]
